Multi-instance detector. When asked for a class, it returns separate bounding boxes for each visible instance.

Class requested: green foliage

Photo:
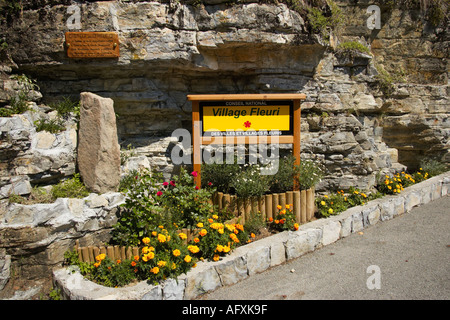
[336,41,371,58]
[268,155,296,193]
[51,173,90,199]
[8,186,55,204]
[0,74,39,117]
[193,217,248,261]
[112,167,216,247]
[243,211,266,236]
[201,157,241,193]
[419,158,448,177]
[267,204,298,232]
[231,164,271,198]
[49,97,80,120]
[316,188,379,218]
[295,159,324,191]
[34,118,65,133]
[306,0,344,41]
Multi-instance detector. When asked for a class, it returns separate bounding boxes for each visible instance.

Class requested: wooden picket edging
[74,228,199,264]
[212,188,316,225]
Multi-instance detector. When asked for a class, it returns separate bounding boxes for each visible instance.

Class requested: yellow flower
[216,245,224,252]
[151,267,159,274]
[158,225,164,229]
[328,208,334,214]
[142,246,149,254]
[294,223,299,230]
[172,262,176,270]
[158,234,166,243]
[157,260,166,267]
[218,228,224,234]
[94,262,101,268]
[320,201,326,206]
[280,209,286,215]
[213,254,220,262]
[212,214,218,220]
[173,249,181,257]
[147,252,155,259]
[276,205,282,210]
[184,255,192,263]
[285,204,291,209]
[199,229,207,237]
[208,218,214,223]
[223,245,230,253]
[197,222,203,228]
[188,245,199,254]
[178,232,187,240]
[142,237,150,245]
[152,231,157,236]
[95,253,106,261]
[142,255,149,262]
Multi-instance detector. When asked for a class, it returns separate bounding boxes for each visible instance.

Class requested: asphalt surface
[201,195,450,300]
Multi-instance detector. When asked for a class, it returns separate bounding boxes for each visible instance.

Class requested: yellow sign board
[200,101,293,136]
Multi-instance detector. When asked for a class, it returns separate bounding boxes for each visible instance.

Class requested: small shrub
[51,173,90,199]
[193,216,249,261]
[201,157,241,193]
[419,158,448,177]
[267,204,299,232]
[295,159,324,191]
[231,164,271,198]
[34,118,65,133]
[49,97,80,120]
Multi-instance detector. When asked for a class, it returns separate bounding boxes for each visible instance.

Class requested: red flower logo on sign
[244,121,251,128]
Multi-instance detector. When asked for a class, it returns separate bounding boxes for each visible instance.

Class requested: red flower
[195,186,199,190]
[244,121,251,128]
[170,181,176,187]
[163,181,169,186]
[208,182,212,186]
[156,191,163,196]
[191,171,198,177]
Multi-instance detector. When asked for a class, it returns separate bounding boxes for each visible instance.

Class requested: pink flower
[208,182,212,186]
[195,186,199,190]
[191,171,198,177]
[170,181,176,187]
[163,181,169,186]
[156,191,163,196]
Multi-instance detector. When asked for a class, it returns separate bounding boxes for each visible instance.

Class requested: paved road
[201,195,450,300]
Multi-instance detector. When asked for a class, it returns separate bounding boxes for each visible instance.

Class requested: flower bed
[54,172,450,300]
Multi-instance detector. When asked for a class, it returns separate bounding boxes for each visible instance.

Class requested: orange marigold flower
[194,237,200,243]
[116,259,121,264]
[277,205,282,210]
[131,261,136,267]
[142,237,150,245]
[94,262,101,268]
[268,217,273,222]
[173,249,181,257]
[151,267,159,274]
[213,254,220,262]
[199,229,207,237]
[294,223,299,230]
[134,255,139,261]
[184,255,192,263]
[274,219,279,224]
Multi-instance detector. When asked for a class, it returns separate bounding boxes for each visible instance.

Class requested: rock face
[0,105,78,199]
[1,0,447,190]
[78,92,120,193]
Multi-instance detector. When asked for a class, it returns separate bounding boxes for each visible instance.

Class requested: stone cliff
[1,0,448,189]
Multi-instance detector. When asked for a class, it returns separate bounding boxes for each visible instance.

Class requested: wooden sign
[188,94,306,189]
[65,32,119,58]
[200,100,294,137]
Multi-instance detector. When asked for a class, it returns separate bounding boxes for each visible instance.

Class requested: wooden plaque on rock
[65,32,120,58]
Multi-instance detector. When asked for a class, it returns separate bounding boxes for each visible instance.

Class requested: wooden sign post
[188,94,306,190]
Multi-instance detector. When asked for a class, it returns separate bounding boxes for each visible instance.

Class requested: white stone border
[53,172,450,300]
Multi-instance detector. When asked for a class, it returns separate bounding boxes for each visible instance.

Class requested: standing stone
[78,92,120,193]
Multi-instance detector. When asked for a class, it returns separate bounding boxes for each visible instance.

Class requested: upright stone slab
[78,92,120,193]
